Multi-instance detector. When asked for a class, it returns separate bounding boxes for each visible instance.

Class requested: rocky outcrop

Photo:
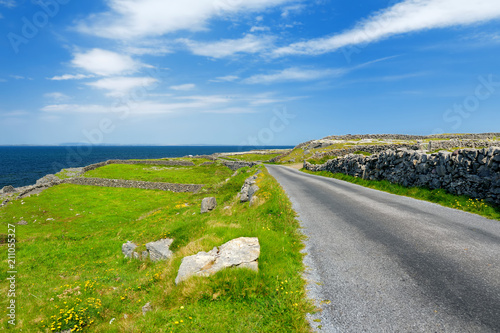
[200,197,217,213]
[63,178,203,193]
[175,237,260,284]
[36,174,60,186]
[1,185,15,193]
[122,238,174,261]
[239,173,260,203]
[304,147,500,205]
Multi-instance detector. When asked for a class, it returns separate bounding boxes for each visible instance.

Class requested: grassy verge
[301,169,500,221]
[83,162,232,185]
[1,164,313,332]
[223,153,282,162]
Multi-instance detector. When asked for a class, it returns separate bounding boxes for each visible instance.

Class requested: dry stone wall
[304,147,500,205]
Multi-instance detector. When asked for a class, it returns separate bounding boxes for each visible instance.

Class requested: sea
[0,146,292,188]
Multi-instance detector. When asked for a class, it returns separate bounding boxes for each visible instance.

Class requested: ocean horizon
[0,145,292,188]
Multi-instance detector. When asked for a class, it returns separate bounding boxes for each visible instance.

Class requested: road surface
[266,165,500,333]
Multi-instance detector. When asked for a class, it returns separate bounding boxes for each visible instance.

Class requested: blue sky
[1,0,499,145]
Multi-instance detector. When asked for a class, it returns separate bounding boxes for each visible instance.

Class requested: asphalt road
[266,165,500,333]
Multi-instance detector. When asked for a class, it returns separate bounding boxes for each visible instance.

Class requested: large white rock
[175,237,260,284]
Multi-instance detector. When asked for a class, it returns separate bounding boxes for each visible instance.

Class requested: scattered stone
[17,220,28,225]
[124,314,128,319]
[123,239,174,261]
[200,197,217,213]
[122,241,138,258]
[175,237,260,284]
[2,185,15,193]
[142,302,152,315]
[146,238,174,262]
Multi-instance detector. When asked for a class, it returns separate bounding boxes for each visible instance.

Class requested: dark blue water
[0,146,291,188]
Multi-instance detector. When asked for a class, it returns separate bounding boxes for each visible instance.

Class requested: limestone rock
[249,195,259,207]
[175,237,260,284]
[142,302,151,315]
[122,241,137,258]
[36,174,59,186]
[239,173,260,203]
[146,238,174,262]
[201,197,217,213]
[2,185,15,193]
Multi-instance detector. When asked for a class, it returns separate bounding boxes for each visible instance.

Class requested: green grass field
[0,164,313,332]
[301,169,500,221]
[83,162,233,185]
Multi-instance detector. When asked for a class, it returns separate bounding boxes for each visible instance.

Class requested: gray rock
[200,197,217,213]
[2,185,15,193]
[122,241,137,258]
[248,185,259,197]
[36,174,59,186]
[249,195,259,207]
[175,237,260,284]
[146,238,174,262]
[142,302,151,315]
[17,220,28,225]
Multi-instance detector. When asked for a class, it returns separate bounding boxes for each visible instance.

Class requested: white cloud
[243,67,346,84]
[10,75,24,80]
[0,78,6,82]
[209,75,240,83]
[250,26,270,32]
[44,92,70,102]
[48,74,95,81]
[170,83,196,91]
[180,34,274,58]
[72,49,142,76]
[77,0,294,39]
[274,0,500,56]
[86,77,159,97]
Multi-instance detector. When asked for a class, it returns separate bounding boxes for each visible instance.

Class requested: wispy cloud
[41,93,291,115]
[273,0,500,56]
[86,77,159,97]
[243,67,346,84]
[71,49,144,76]
[180,34,274,58]
[209,75,240,83]
[77,0,294,40]
[48,74,95,81]
[170,84,196,91]
[44,92,70,102]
